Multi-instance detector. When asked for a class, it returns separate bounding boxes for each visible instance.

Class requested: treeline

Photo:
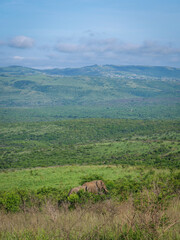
[0,103,180,122]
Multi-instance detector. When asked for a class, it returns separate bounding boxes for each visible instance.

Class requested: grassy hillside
[0,165,148,191]
[0,65,179,121]
[0,164,177,192]
[1,65,179,108]
[1,119,179,169]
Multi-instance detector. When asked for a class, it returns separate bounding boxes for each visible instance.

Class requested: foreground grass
[0,197,179,240]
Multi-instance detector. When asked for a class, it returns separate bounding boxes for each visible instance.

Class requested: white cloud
[9,36,34,49]
[1,35,180,68]
[13,56,25,60]
[55,43,82,53]
[51,37,180,67]
[55,38,180,58]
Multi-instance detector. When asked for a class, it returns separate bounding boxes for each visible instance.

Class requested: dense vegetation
[1,103,180,123]
[0,119,180,169]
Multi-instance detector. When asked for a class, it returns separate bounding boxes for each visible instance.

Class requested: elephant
[68,185,87,196]
[82,180,108,194]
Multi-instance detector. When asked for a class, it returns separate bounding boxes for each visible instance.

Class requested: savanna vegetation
[1,103,180,123]
[0,65,180,239]
[0,119,180,169]
[0,118,180,239]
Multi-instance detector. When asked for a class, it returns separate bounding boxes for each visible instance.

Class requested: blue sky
[0,0,180,68]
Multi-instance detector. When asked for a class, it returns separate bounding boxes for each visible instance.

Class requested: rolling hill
[0,65,180,121]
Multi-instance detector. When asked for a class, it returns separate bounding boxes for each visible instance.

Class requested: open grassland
[0,119,180,169]
[0,165,174,191]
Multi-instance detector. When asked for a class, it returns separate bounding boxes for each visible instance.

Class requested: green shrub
[67,189,107,209]
[0,191,21,212]
[79,174,104,185]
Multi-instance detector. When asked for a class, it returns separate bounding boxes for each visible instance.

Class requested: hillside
[0,119,179,169]
[0,65,180,121]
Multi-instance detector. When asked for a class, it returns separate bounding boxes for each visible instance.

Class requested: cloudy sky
[0,0,180,68]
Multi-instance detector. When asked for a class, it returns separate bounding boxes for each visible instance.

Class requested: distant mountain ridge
[42,65,180,78]
[0,64,180,78]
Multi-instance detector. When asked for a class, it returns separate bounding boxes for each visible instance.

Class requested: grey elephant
[82,180,108,194]
[68,185,87,196]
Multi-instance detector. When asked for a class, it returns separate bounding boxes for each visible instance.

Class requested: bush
[79,174,104,185]
[0,191,21,212]
[67,190,106,209]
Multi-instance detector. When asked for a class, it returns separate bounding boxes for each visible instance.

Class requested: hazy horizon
[1,63,180,70]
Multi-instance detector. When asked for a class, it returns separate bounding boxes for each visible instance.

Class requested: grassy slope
[0,165,177,192]
[0,165,140,191]
[1,72,179,107]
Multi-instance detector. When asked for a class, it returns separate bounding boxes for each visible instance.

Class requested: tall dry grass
[0,197,179,240]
